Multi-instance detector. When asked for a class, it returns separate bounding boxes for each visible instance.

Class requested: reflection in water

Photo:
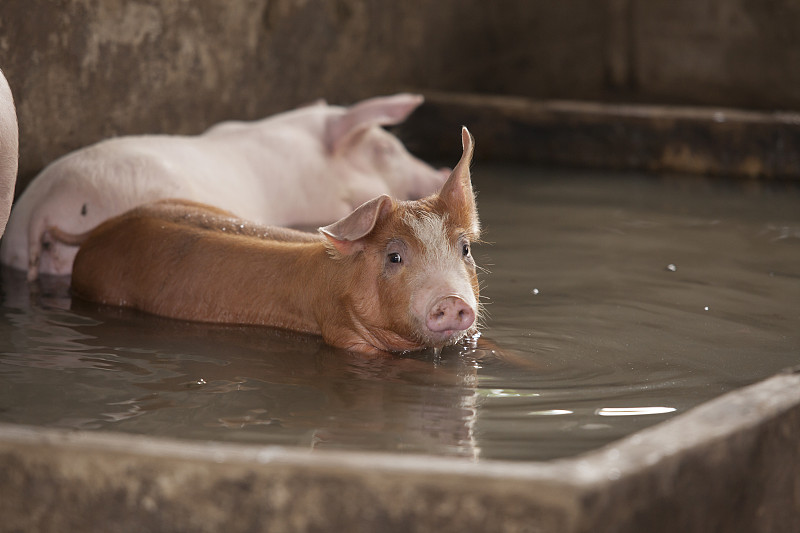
[596,407,677,417]
[1,166,799,461]
[1,284,486,458]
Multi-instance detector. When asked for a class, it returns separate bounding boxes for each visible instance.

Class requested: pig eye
[385,240,407,269]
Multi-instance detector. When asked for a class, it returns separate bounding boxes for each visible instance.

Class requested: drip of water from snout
[432,346,443,366]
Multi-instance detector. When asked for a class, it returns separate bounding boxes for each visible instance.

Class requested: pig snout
[426,295,476,334]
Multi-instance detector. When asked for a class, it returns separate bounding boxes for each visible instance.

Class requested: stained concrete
[2,0,800,188]
[398,92,800,179]
[1,369,798,532]
[0,0,486,185]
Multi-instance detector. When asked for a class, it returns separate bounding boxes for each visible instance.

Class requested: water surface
[1,166,798,461]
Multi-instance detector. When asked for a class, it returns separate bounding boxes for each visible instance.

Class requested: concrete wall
[398,93,800,179]
[1,0,799,187]
[474,1,800,110]
[0,0,478,184]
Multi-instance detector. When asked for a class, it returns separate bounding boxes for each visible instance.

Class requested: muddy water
[1,166,798,462]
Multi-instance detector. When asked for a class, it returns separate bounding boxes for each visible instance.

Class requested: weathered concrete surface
[629,0,800,111]
[0,0,482,187]
[478,0,800,111]
[574,367,800,533]
[2,0,800,189]
[0,430,580,533]
[1,369,798,532]
[398,92,800,178]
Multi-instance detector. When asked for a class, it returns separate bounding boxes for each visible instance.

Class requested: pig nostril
[426,297,475,333]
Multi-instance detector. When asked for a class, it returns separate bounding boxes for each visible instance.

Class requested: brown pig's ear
[319,195,394,255]
[438,127,479,235]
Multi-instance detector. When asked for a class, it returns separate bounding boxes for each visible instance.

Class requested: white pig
[0,69,18,238]
[0,93,447,280]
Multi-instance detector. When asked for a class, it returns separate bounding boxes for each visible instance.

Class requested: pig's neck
[232,241,351,339]
[234,240,333,335]
[239,241,407,354]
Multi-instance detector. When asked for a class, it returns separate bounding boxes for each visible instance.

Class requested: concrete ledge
[398,92,800,179]
[1,369,798,532]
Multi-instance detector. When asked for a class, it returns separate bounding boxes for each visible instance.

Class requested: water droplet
[531,288,540,295]
[185,378,207,390]
[666,264,677,272]
[704,306,709,311]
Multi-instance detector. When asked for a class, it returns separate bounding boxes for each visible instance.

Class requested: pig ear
[438,127,479,235]
[326,93,424,154]
[319,195,394,255]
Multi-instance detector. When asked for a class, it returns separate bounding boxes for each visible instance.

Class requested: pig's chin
[410,321,481,352]
[423,328,469,350]
[359,327,467,354]
[346,318,475,354]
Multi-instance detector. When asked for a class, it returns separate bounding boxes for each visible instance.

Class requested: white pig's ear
[438,127,479,235]
[326,93,424,154]
[319,195,394,255]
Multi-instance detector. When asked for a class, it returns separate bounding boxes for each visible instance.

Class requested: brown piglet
[60,127,481,354]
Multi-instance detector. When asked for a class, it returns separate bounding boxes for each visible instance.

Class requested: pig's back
[70,200,323,315]
[122,199,323,243]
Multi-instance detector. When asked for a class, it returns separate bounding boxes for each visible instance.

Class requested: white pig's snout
[426,295,476,334]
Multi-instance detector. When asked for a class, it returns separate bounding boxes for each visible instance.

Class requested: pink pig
[1,93,447,280]
[59,128,480,354]
[0,69,18,238]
